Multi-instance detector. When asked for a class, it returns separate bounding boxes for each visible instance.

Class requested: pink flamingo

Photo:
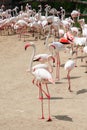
[48,41,68,81]
[25,43,54,121]
[33,53,55,73]
[64,60,75,92]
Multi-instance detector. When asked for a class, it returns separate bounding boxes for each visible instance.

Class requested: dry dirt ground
[0,34,87,130]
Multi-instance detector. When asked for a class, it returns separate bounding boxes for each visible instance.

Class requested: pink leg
[39,83,44,119]
[85,58,87,73]
[46,84,50,99]
[36,81,43,100]
[75,46,78,67]
[39,83,52,121]
[56,52,60,80]
[67,71,73,92]
[45,84,52,121]
[32,78,35,84]
[47,97,52,122]
[81,47,83,62]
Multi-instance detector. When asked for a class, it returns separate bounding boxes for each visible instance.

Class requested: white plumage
[32,68,54,83]
[64,60,75,71]
[83,46,87,53]
[49,41,65,52]
[64,60,75,92]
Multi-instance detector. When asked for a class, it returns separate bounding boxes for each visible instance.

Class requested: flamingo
[33,53,55,73]
[83,46,87,73]
[64,60,75,92]
[72,36,87,65]
[48,41,68,80]
[25,43,54,121]
[59,29,75,60]
[71,10,80,21]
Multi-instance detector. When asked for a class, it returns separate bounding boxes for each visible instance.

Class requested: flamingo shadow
[77,55,87,59]
[44,97,74,100]
[63,76,81,80]
[70,76,81,79]
[80,65,87,67]
[51,97,63,100]
[60,64,64,67]
[44,97,63,100]
[55,81,63,84]
[53,115,73,122]
[76,89,87,95]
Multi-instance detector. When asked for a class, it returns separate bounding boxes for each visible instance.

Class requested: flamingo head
[49,55,55,63]
[25,42,34,50]
[48,44,56,49]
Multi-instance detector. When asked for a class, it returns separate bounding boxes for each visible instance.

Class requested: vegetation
[11,0,87,21]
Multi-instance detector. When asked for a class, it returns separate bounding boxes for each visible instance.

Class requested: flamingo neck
[29,45,36,72]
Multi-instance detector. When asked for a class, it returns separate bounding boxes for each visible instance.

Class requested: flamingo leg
[39,84,50,98]
[46,83,50,99]
[36,81,42,100]
[53,57,55,67]
[45,83,52,121]
[39,83,44,119]
[56,52,60,80]
[32,78,35,84]
[85,57,87,73]
[67,70,73,92]
[39,83,52,121]
[80,47,84,62]
[47,96,52,122]
[74,46,78,67]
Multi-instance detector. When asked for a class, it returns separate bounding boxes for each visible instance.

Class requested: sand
[0,34,87,130]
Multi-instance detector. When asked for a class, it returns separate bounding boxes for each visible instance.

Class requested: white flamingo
[33,53,55,73]
[48,41,68,80]
[71,10,80,21]
[73,36,87,65]
[64,59,75,92]
[25,43,54,121]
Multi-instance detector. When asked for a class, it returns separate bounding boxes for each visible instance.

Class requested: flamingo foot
[55,77,60,81]
[81,58,83,62]
[68,87,73,92]
[47,95,50,99]
[41,116,45,119]
[39,97,43,100]
[47,117,52,122]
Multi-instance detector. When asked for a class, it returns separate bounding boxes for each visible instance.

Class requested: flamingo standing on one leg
[25,43,54,121]
[83,46,87,73]
[64,60,75,92]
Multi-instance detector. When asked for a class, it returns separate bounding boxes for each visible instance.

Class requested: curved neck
[47,56,54,73]
[29,45,36,72]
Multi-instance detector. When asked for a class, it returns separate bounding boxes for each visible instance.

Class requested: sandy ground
[0,34,87,130]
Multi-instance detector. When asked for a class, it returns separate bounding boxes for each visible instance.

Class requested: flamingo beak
[25,43,30,50]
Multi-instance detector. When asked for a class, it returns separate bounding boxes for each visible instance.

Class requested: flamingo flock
[0,3,87,121]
